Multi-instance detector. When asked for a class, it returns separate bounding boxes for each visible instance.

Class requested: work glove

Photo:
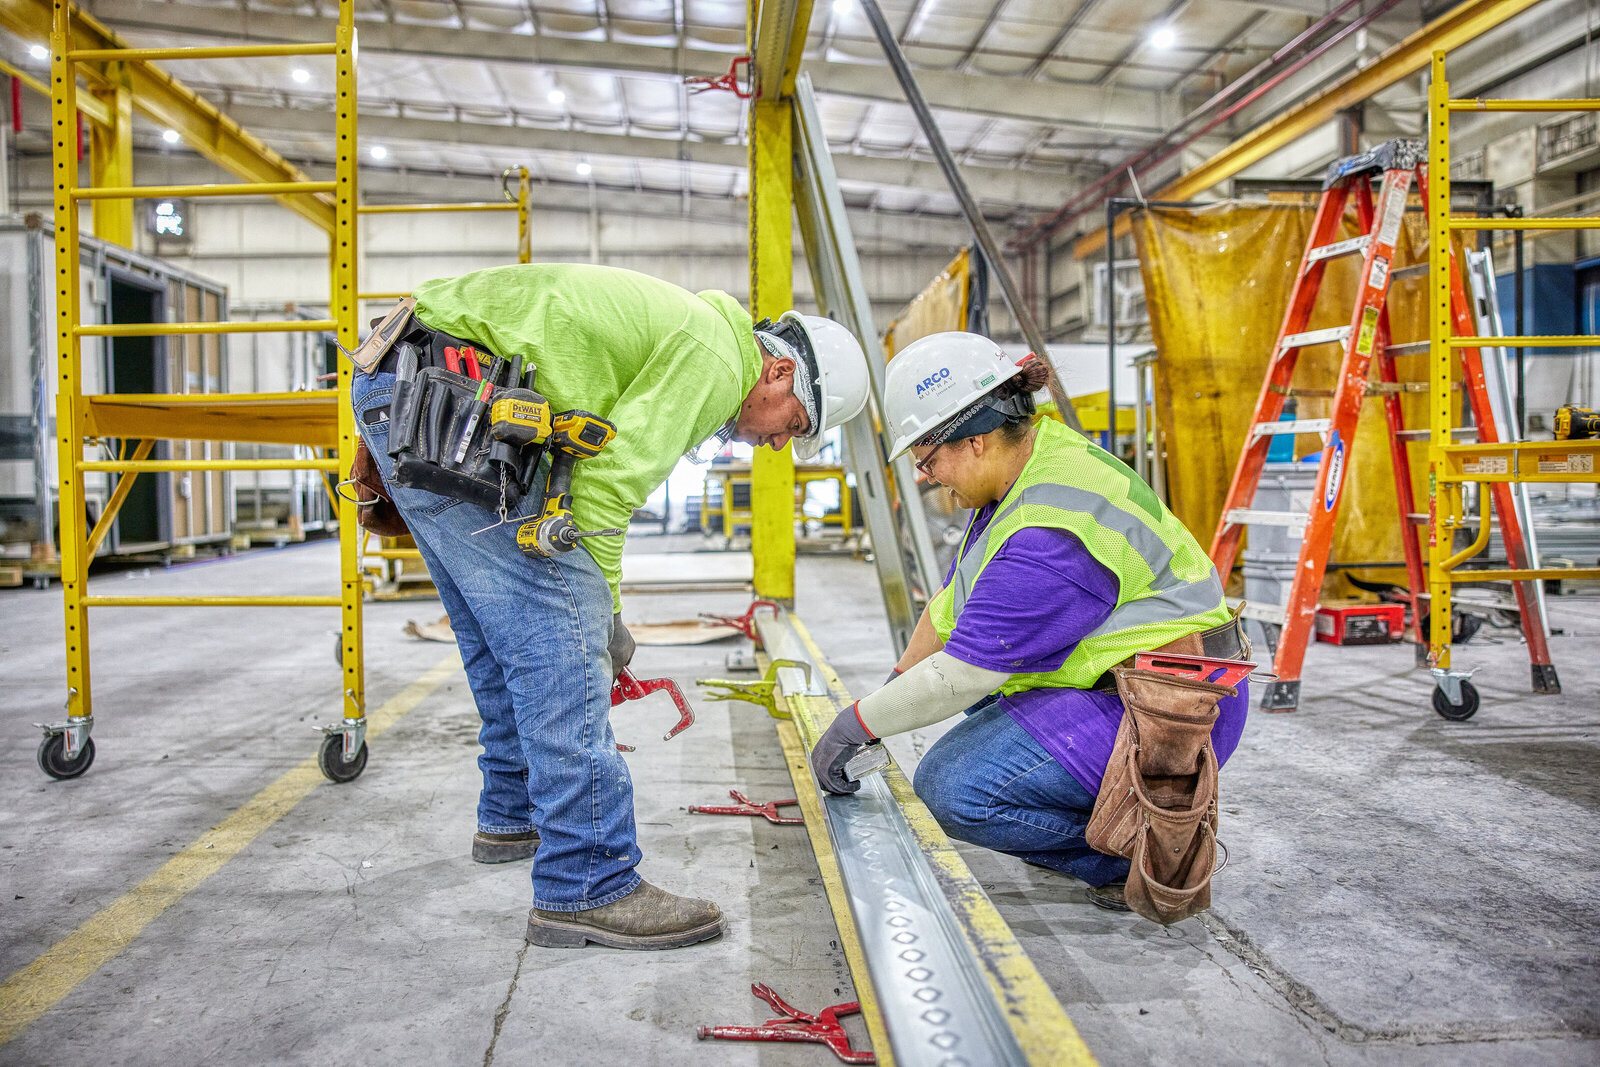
[608,613,636,682]
[884,667,902,686]
[810,702,874,796]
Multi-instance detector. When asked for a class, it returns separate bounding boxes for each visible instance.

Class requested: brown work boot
[1087,880,1131,912]
[525,880,723,950]
[472,829,540,864]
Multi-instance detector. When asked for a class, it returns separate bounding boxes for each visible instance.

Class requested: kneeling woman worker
[809,333,1250,911]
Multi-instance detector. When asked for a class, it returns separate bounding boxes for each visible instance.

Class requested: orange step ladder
[1208,138,1557,713]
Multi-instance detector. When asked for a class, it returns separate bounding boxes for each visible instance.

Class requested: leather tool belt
[1083,605,1249,925]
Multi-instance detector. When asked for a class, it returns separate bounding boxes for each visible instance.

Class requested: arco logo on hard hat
[917,367,952,396]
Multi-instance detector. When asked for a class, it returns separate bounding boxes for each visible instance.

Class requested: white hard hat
[883,332,1026,461]
[758,312,871,461]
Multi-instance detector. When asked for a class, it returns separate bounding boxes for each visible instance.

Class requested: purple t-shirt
[942,505,1249,795]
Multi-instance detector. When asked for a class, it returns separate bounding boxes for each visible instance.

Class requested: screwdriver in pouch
[452,379,494,466]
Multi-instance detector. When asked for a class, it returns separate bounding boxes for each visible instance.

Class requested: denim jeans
[353,370,641,912]
[912,697,1131,888]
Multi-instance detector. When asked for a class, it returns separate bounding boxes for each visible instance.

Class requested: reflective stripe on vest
[932,418,1230,691]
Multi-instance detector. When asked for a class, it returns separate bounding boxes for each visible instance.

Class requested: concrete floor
[1,537,1597,1065]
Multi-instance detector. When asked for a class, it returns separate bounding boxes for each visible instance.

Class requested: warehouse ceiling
[3,0,1431,221]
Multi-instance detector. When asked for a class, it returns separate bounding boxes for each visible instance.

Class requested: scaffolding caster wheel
[318,732,368,783]
[38,733,96,780]
[1431,679,1479,722]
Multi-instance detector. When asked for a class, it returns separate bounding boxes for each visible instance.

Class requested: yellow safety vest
[929,418,1230,693]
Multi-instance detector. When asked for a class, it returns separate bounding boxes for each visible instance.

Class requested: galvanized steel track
[758,610,1097,1067]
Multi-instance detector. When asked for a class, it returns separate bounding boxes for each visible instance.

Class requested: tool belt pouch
[349,438,410,538]
[388,367,536,513]
[1085,668,1234,925]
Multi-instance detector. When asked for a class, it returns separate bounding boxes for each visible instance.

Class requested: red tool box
[1314,602,1405,645]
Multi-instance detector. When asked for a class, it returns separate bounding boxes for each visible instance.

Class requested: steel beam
[751,0,812,101]
[747,94,798,604]
[1071,0,1544,259]
[86,59,132,246]
[83,0,1173,133]
[214,102,1076,209]
[746,0,811,605]
[0,0,335,233]
[0,54,111,123]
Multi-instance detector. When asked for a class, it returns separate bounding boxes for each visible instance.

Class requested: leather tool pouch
[388,366,544,513]
[349,297,417,373]
[1086,668,1235,925]
[349,438,410,538]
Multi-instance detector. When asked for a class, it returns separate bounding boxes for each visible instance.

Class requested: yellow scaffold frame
[353,169,534,589]
[43,0,366,779]
[1425,50,1600,697]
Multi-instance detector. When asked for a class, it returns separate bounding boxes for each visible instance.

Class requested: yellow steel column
[516,166,532,263]
[334,0,364,718]
[87,61,133,247]
[747,94,796,604]
[1426,51,1453,669]
[51,0,89,721]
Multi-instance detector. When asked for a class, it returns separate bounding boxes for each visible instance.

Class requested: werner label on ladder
[1208,137,1559,713]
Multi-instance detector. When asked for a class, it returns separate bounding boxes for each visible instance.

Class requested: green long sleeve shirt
[412,263,762,610]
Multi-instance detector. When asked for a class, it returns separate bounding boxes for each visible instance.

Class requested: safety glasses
[914,443,945,477]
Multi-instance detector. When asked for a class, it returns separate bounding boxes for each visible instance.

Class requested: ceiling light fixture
[291,67,311,84]
[575,161,592,177]
[162,129,180,144]
[833,0,852,15]
[371,145,389,161]
[1150,26,1176,49]
[29,44,49,61]
[548,88,566,106]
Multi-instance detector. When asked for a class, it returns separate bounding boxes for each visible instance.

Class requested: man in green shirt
[352,264,868,950]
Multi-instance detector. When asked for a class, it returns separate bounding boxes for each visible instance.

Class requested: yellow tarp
[885,248,971,359]
[1132,199,1462,591]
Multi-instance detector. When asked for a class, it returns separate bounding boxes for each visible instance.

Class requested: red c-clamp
[699,599,780,644]
[698,982,874,1064]
[610,667,695,752]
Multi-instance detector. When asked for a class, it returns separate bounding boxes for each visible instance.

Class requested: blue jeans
[912,697,1131,888]
[353,370,641,912]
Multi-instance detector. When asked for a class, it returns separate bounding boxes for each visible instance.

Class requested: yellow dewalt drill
[517,410,624,557]
[1554,406,1599,441]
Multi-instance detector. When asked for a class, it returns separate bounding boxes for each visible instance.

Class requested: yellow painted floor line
[0,653,461,1048]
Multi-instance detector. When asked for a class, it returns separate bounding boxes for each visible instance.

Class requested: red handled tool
[690,790,802,826]
[443,345,484,380]
[1133,651,1257,689]
[698,983,874,1064]
[698,600,779,643]
[610,667,695,752]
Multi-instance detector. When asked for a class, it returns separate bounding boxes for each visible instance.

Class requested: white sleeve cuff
[855,651,1011,738]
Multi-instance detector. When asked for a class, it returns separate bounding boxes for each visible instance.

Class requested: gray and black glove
[810,702,875,795]
[884,666,902,686]
[608,612,636,682]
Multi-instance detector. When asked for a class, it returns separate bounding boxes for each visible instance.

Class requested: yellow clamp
[697,658,812,721]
